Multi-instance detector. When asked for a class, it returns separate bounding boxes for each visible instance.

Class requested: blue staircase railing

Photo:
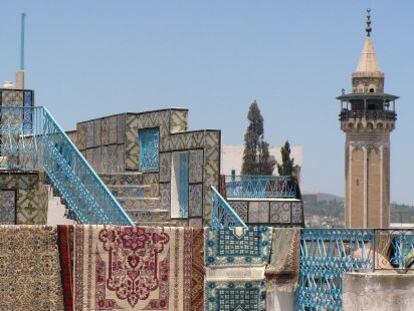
[225,174,297,199]
[209,185,247,228]
[0,106,134,225]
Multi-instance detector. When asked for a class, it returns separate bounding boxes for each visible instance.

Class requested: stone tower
[337,10,398,228]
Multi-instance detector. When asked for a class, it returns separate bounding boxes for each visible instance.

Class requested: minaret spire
[365,9,372,37]
[355,9,380,74]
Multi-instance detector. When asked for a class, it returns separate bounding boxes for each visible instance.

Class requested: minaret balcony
[340,109,396,121]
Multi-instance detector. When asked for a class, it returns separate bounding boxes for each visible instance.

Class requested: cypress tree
[241,101,275,175]
[277,140,295,176]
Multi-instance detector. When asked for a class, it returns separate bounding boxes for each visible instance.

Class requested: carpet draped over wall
[0,225,64,310]
[73,225,204,311]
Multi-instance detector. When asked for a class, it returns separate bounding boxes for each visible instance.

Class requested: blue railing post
[209,185,247,228]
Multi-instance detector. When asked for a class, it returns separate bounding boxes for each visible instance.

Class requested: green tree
[241,101,275,175]
[277,140,295,176]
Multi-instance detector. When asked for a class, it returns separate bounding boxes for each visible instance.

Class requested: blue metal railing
[296,229,414,310]
[209,186,247,228]
[0,106,134,225]
[225,175,297,199]
[374,229,414,270]
[297,229,375,310]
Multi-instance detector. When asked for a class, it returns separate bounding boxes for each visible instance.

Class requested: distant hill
[303,192,414,228]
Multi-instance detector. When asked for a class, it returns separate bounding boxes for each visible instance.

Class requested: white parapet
[343,271,414,311]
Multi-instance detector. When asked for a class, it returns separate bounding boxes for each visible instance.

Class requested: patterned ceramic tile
[0,190,15,224]
[118,197,159,211]
[169,131,205,151]
[1,90,23,106]
[101,146,112,173]
[205,280,266,311]
[117,114,126,144]
[159,183,171,211]
[138,128,160,172]
[205,226,271,266]
[292,202,303,223]
[23,91,33,133]
[109,145,120,172]
[170,110,188,133]
[142,173,159,185]
[86,121,94,148]
[270,202,291,223]
[101,145,124,173]
[115,145,125,172]
[248,202,269,223]
[125,111,170,170]
[203,131,220,222]
[16,174,38,189]
[189,184,202,217]
[101,118,110,145]
[159,152,171,182]
[16,185,48,224]
[92,148,103,173]
[86,149,93,165]
[124,111,220,225]
[229,201,248,222]
[108,116,118,144]
[0,173,47,225]
[76,123,87,150]
[0,175,16,189]
[189,149,203,183]
[93,120,101,146]
[66,131,78,146]
[189,218,202,228]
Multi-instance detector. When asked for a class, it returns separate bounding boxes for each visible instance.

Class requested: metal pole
[20,13,26,70]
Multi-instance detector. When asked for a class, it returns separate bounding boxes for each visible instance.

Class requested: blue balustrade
[297,229,374,310]
[0,106,134,225]
[377,230,414,270]
[209,186,247,228]
[225,175,297,199]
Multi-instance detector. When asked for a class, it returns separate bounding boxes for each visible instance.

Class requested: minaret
[337,10,398,228]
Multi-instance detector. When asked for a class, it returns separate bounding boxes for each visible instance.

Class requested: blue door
[139,128,160,172]
[178,152,189,218]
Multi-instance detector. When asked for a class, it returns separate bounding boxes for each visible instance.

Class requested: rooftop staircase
[0,106,133,225]
[100,172,187,226]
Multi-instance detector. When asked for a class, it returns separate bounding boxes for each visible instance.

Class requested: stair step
[127,209,169,223]
[117,197,160,210]
[100,173,143,185]
[108,185,151,197]
[135,221,183,227]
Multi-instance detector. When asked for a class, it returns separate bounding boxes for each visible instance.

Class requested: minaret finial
[366,9,372,37]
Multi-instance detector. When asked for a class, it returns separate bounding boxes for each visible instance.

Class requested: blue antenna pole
[20,13,26,70]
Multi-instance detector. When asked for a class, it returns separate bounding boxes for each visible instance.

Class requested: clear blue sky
[1,1,414,203]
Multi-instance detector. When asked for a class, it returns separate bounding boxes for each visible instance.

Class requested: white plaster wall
[343,272,414,311]
[221,144,302,176]
[266,289,295,311]
[46,187,76,225]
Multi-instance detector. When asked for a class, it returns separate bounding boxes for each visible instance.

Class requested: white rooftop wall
[221,144,302,176]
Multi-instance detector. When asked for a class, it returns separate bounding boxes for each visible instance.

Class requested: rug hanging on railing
[265,228,301,292]
[73,225,203,311]
[58,225,74,310]
[0,225,64,310]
